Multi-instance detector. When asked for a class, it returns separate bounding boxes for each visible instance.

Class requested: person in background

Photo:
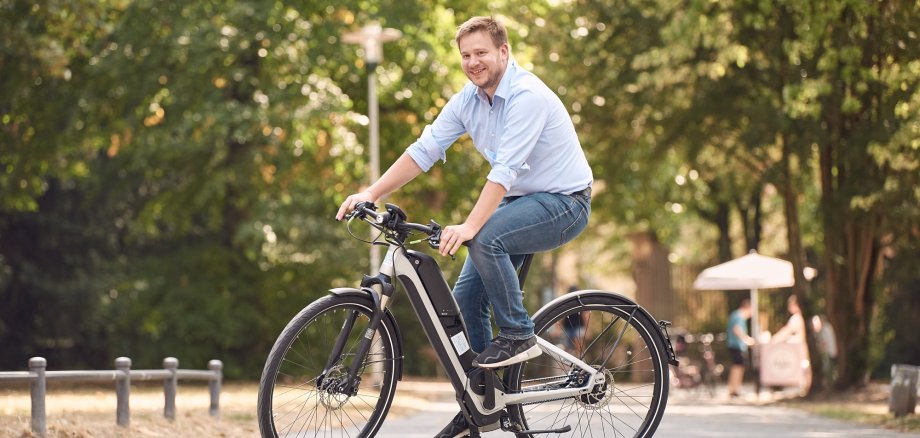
[811,314,838,387]
[772,294,811,392]
[726,298,756,398]
[561,286,587,352]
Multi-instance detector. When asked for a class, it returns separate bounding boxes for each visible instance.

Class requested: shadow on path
[378,380,920,438]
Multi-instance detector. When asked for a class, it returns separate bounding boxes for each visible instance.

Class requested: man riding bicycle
[336,16,593,438]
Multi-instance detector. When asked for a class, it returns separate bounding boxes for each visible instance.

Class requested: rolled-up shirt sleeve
[486,90,548,191]
[406,92,467,172]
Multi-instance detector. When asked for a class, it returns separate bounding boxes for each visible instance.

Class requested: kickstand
[469,425,481,438]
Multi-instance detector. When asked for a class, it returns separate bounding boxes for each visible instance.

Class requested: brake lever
[427,228,456,261]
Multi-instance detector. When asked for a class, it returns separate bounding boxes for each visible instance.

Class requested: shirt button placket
[488,109,495,147]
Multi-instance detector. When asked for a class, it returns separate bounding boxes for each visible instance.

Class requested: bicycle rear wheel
[258,294,399,437]
[506,292,669,438]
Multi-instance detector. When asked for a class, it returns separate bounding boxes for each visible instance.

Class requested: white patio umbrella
[692,250,798,343]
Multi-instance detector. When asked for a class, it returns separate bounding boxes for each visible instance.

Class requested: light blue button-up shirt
[406,59,593,197]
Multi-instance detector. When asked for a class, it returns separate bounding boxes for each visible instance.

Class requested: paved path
[376,382,920,438]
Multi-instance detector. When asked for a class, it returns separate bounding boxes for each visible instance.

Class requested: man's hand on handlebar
[336,190,376,221]
[438,223,477,257]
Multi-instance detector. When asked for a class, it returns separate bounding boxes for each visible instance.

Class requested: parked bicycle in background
[670,331,725,398]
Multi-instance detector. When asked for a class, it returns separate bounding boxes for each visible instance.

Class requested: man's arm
[438,181,506,256]
[733,324,756,346]
[336,91,467,220]
[335,152,423,220]
[771,314,804,343]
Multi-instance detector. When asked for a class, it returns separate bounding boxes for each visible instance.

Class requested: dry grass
[0,380,441,438]
[1,382,259,437]
[780,383,920,433]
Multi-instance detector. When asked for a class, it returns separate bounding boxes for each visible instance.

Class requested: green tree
[528,0,919,392]
[0,0,533,377]
[1,0,129,368]
[784,0,920,388]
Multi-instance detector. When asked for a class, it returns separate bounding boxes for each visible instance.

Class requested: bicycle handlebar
[347,201,444,248]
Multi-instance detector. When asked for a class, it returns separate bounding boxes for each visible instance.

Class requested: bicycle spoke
[273,387,320,416]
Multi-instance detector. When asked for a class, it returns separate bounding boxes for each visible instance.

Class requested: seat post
[517,253,534,293]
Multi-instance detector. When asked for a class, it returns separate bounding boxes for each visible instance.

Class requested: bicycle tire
[506,292,669,438]
[258,294,399,437]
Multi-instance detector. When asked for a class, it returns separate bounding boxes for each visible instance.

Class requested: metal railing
[0,356,223,437]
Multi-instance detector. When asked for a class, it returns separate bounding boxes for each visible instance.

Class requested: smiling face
[458,30,508,99]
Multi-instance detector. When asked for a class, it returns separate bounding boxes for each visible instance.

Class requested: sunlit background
[1,0,917,395]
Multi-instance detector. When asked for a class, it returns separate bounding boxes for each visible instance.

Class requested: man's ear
[500,43,509,61]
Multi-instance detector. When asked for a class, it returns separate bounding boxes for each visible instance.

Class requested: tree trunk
[715,202,732,263]
[780,133,824,395]
[737,188,763,252]
[773,3,826,395]
[821,194,881,389]
[697,181,733,264]
[630,232,675,322]
[818,78,882,390]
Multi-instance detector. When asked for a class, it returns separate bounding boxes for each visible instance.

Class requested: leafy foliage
[1,0,917,385]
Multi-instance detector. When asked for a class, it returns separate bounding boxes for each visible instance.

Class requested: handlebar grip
[352,202,380,221]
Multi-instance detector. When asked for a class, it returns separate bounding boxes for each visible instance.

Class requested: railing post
[163,357,178,420]
[115,357,131,427]
[208,359,223,419]
[29,357,47,438]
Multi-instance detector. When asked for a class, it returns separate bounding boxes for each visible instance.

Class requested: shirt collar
[475,57,517,103]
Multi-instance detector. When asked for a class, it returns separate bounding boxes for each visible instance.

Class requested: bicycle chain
[521,374,571,384]
[519,393,580,406]
[513,374,587,406]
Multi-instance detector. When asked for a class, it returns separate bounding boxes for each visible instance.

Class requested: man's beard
[468,65,502,91]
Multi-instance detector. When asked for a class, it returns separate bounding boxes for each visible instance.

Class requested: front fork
[318,246,398,396]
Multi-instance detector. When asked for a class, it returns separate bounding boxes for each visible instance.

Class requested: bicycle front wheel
[506,292,669,438]
[258,294,399,437]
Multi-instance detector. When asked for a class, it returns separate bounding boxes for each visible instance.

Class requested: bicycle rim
[507,298,668,438]
[259,296,397,437]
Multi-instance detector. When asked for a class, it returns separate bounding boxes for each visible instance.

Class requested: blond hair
[455,16,508,48]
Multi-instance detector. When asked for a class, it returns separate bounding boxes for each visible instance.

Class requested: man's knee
[469,231,507,257]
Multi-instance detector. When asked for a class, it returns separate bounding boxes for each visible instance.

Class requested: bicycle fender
[328,287,404,381]
[330,286,381,307]
[533,290,674,361]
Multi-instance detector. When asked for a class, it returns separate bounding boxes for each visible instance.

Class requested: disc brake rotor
[576,366,615,410]
[318,365,353,409]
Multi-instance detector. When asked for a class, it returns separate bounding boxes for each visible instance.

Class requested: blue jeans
[453,191,591,353]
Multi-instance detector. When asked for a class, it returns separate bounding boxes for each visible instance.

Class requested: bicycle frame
[261,202,675,438]
[336,243,605,426]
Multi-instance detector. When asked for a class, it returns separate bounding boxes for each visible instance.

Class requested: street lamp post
[343,22,402,272]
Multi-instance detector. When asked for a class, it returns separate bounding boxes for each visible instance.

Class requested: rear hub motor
[577,367,614,409]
